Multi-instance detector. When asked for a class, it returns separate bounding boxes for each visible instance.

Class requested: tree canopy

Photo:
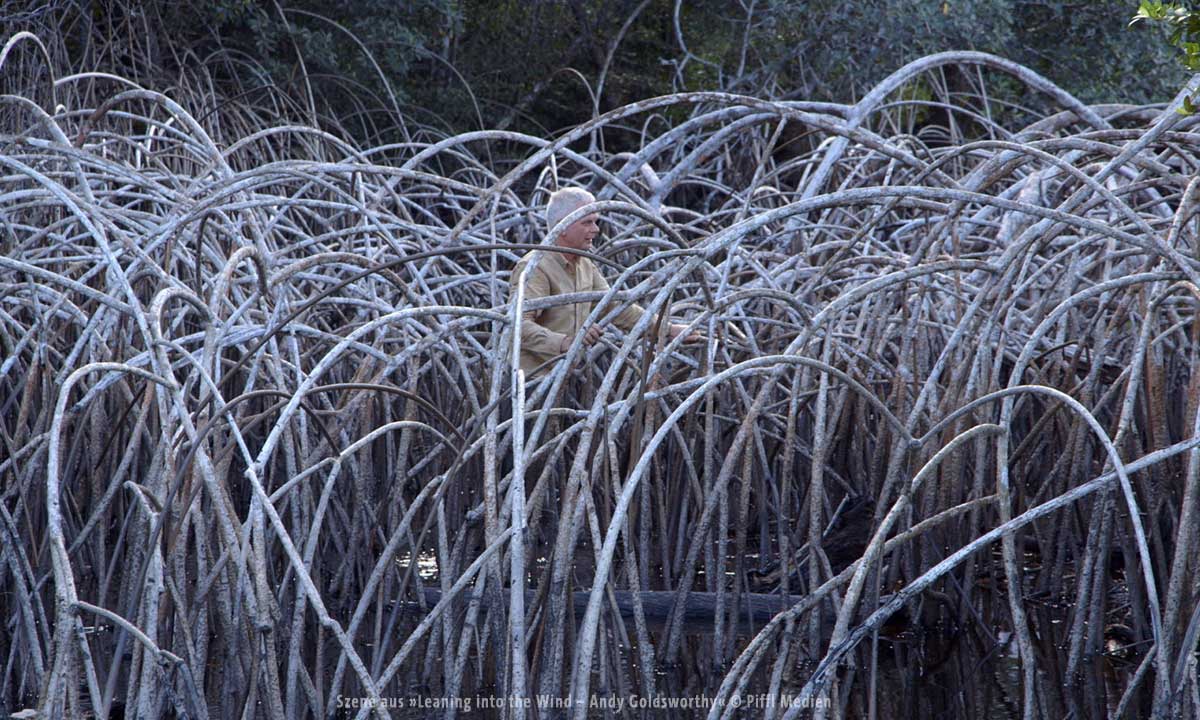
[4,0,1186,140]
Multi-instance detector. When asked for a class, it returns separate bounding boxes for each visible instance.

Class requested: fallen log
[403,588,815,635]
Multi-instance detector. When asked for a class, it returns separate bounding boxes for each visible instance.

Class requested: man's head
[545,187,598,256]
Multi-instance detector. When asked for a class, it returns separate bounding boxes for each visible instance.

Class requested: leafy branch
[1131,0,1200,112]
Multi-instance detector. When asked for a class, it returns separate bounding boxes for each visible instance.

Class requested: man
[509,187,695,378]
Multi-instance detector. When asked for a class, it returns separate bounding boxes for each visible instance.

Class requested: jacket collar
[543,244,571,270]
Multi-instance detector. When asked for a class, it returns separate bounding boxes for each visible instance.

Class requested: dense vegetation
[6,3,1200,720]
[4,0,1188,138]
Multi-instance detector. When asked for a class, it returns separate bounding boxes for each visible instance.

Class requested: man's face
[557,212,599,253]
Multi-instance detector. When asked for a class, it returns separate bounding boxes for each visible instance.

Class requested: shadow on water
[380,550,1147,720]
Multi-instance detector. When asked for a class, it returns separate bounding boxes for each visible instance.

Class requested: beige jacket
[508,249,645,376]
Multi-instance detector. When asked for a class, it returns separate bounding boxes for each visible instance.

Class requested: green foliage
[202,0,446,101]
[1132,0,1176,21]
[1128,0,1200,113]
[4,1,1186,138]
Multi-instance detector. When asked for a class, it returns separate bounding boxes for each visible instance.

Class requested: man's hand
[668,323,704,343]
[560,325,603,353]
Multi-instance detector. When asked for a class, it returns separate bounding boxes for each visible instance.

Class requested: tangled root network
[5,30,1200,720]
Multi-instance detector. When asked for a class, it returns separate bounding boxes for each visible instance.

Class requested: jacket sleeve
[591,262,646,333]
[511,258,567,356]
